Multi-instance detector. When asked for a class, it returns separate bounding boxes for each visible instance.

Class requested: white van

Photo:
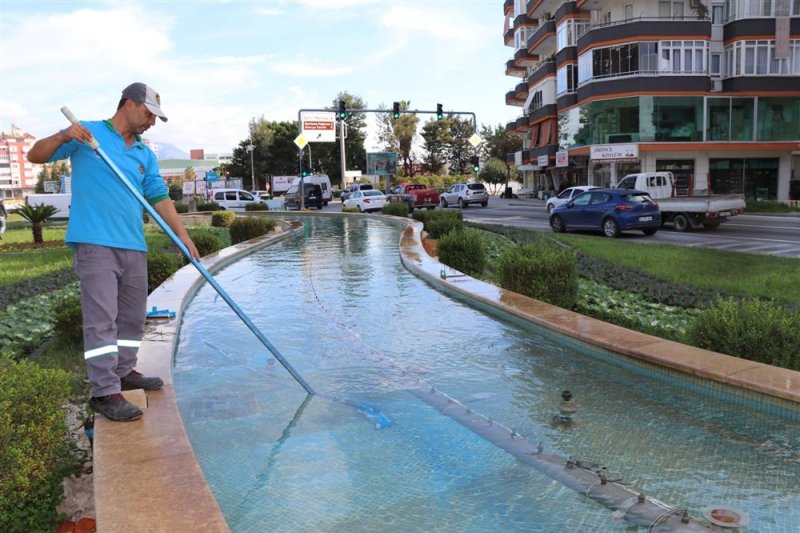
[26,193,71,219]
[208,189,261,212]
[302,175,332,205]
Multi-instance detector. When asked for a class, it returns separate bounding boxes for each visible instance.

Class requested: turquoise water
[174,216,800,532]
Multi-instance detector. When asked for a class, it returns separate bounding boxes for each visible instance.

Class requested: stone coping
[93,214,800,531]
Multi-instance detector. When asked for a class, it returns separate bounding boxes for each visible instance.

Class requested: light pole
[246,142,255,191]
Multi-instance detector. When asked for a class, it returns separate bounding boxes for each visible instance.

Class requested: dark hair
[117,98,130,110]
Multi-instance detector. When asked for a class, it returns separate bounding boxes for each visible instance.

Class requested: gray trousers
[74,244,147,397]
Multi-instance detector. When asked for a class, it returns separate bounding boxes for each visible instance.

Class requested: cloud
[271,62,353,77]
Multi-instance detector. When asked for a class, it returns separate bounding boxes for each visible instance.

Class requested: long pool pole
[60,106,315,395]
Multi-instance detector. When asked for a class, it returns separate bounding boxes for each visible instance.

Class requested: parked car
[440,182,489,208]
[341,183,374,202]
[549,188,661,238]
[342,189,387,213]
[284,183,324,210]
[208,189,261,212]
[545,186,600,213]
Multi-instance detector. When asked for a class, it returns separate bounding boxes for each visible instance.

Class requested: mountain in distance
[154,142,188,160]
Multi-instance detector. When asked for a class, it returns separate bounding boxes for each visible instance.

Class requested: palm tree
[14,204,59,244]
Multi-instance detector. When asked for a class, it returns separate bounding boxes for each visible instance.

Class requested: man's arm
[27,123,93,164]
[153,198,200,260]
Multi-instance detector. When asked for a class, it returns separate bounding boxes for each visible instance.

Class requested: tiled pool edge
[93,218,302,532]
[397,219,800,411]
[93,213,800,531]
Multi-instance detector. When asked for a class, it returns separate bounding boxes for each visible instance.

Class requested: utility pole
[246,142,255,191]
[339,119,346,187]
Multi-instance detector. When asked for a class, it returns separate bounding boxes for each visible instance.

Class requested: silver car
[440,183,489,208]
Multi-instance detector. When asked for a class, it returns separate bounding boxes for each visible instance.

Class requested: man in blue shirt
[28,82,199,422]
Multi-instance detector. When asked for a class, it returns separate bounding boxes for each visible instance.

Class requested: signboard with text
[367,152,398,176]
[301,112,336,143]
[537,155,548,168]
[556,150,568,168]
[182,181,196,196]
[590,144,639,162]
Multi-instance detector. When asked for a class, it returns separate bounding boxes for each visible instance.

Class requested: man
[28,82,199,422]
[0,198,6,239]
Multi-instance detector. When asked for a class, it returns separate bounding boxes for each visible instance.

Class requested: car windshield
[467,184,485,191]
[623,193,653,203]
[360,184,374,190]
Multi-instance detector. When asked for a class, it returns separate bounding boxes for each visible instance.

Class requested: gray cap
[121,82,167,122]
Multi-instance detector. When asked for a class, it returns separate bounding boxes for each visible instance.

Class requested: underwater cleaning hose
[60,107,314,396]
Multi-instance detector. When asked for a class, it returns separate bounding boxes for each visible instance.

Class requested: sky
[0,0,516,156]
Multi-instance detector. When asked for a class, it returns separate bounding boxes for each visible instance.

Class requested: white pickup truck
[616,172,746,231]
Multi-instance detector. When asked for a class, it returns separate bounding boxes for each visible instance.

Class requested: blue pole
[61,107,315,396]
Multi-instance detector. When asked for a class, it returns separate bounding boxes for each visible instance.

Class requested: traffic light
[436,103,444,120]
[337,100,348,120]
[470,155,480,173]
[392,102,400,120]
[300,156,310,177]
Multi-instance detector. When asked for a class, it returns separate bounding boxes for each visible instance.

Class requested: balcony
[505,90,526,107]
[527,58,556,87]
[577,74,711,102]
[527,18,556,56]
[578,18,711,50]
[504,0,513,16]
[527,0,561,20]
[514,46,539,68]
[505,59,527,78]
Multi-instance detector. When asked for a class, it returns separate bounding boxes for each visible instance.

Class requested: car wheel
[642,228,658,236]
[458,198,465,208]
[673,214,690,232]
[550,215,565,233]
[440,198,448,208]
[357,205,363,212]
[603,217,621,238]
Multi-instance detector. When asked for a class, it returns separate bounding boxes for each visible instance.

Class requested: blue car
[549,188,661,237]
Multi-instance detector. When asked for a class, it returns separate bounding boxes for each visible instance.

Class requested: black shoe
[89,393,143,422]
[121,369,164,391]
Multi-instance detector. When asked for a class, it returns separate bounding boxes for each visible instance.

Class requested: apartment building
[504,0,800,201]
[0,125,41,201]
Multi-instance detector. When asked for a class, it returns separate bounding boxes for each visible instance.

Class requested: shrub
[437,228,485,277]
[382,202,408,217]
[51,290,83,346]
[211,210,236,228]
[229,217,276,245]
[0,360,77,533]
[196,201,222,212]
[687,298,800,370]
[341,206,360,213]
[410,210,428,224]
[187,229,224,258]
[245,202,268,211]
[174,202,189,214]
[147,250,183,292]
[497,241,578,309]
[424,210,464,239]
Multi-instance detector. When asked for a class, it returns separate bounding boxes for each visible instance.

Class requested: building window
[557,64,578,95]
[659,0,685,18]
[556,19,590,52]
[712,4,725,23]
[757,96,800,141]
[710,53,722,76]
[706,97,755,141]
[624,4,634,19]
[724,39,800,77]
[660,41,706,73]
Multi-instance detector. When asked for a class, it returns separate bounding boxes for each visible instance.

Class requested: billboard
[366,152,398,176]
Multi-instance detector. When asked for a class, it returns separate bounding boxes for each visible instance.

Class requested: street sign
[293,134,308,150]
[300,111,336,142]
[206,171,218,183]
[468,133,483,147]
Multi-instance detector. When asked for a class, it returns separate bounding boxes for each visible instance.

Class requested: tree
[420,120,451,174]
[229,118,300,189]
[183,166,196,181]
[376,100,418,177]
[34,162,70,193]
[445,116,474,175]
[13,204,58,244]
[480,124,522,188]
[479,158,512,195]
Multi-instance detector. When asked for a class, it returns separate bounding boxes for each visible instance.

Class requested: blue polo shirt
[48,120,169,252]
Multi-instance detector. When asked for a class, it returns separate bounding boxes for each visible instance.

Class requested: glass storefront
[559,95,793,148]
[709,158,779,200]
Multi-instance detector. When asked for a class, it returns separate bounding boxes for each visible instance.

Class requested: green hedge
[229,217,276,245]
[245,202,267,211]
[51,290,83,346]
[147,250,183,293]
[196,201,222,212]
[497,241,578,309]
[382,202,409,217]
[0,360,77,533]
[211,210,236,227]
[423,210,464,239]
[437,228,485,277]
[687,298,800,370]
[174,202,189,214]
[187,229,224,258]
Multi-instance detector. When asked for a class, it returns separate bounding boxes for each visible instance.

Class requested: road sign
[294,134,308,150]
[206,171,218,183]
[300,111,336,142]
[469,133,483,147]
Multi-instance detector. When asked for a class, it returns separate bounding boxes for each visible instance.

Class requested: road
[321,195,800,258]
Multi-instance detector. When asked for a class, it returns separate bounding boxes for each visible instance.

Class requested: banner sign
[590,144,639,162]
[367,152,398,176]
[556,150,568,168]
[537,155,548,168]
[182,181,196,195]
[301,112,336,143]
